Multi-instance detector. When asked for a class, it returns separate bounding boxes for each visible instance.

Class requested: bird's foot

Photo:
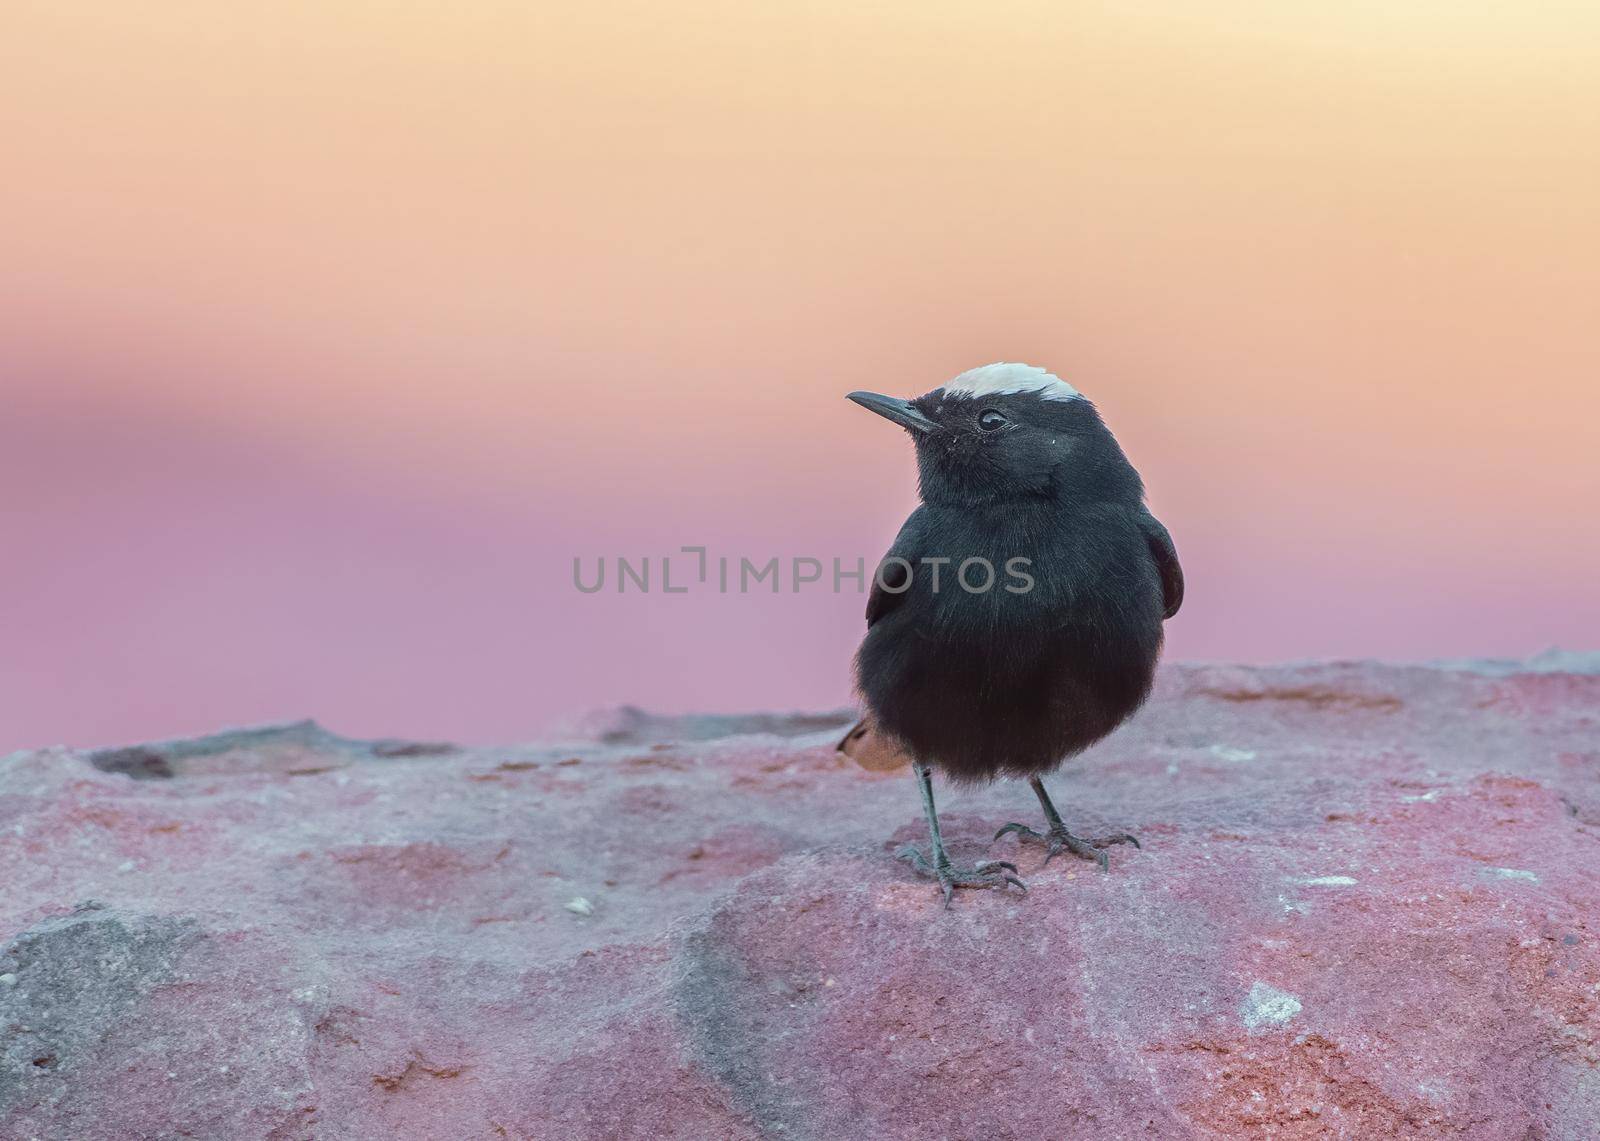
[895,845,1026,909]
[992,822,1140,871]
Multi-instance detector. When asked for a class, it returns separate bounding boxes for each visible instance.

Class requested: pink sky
[3,3,1597,751]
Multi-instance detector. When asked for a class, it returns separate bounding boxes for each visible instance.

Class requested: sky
[3,2,1598,751]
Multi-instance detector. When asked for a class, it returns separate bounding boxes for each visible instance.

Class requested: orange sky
[3,2,1597,749]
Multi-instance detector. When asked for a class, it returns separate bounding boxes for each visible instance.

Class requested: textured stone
[2,659,1599,1138]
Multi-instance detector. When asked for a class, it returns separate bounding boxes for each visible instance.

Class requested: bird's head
[847,363,1142,508]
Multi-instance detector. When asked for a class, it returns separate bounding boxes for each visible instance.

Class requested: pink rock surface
[2,660,1599,1139]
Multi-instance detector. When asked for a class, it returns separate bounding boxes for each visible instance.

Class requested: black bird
[840,363,1183,905]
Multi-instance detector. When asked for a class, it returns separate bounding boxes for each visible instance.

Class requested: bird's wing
[864,506,929,628]
[1138,510,1185,619]
[841,508,929,771]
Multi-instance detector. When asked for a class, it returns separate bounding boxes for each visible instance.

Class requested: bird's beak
[846,391,938,435]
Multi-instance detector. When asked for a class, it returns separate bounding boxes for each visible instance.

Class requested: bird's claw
[896,845,1027,908]
[993,823,1141,871]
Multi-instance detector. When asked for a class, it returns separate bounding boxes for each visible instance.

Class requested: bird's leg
[896,762,1026,908]
[994,777,1141,871]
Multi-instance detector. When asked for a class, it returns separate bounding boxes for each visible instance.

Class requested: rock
[565,705,859,746]
[0,903,316,1139]
[85,719,458,780]
[2,660,1599,1138]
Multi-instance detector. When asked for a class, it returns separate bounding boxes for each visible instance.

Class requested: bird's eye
[978,409,1008,432]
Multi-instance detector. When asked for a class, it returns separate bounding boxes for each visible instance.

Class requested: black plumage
[841,364,1182,905]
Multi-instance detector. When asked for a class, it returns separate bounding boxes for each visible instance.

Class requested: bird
[839,362,1183,906]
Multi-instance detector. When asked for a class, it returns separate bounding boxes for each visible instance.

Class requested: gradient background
[4,2,1597,752]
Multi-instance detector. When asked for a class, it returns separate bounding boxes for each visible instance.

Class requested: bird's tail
[836,715,912,772]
